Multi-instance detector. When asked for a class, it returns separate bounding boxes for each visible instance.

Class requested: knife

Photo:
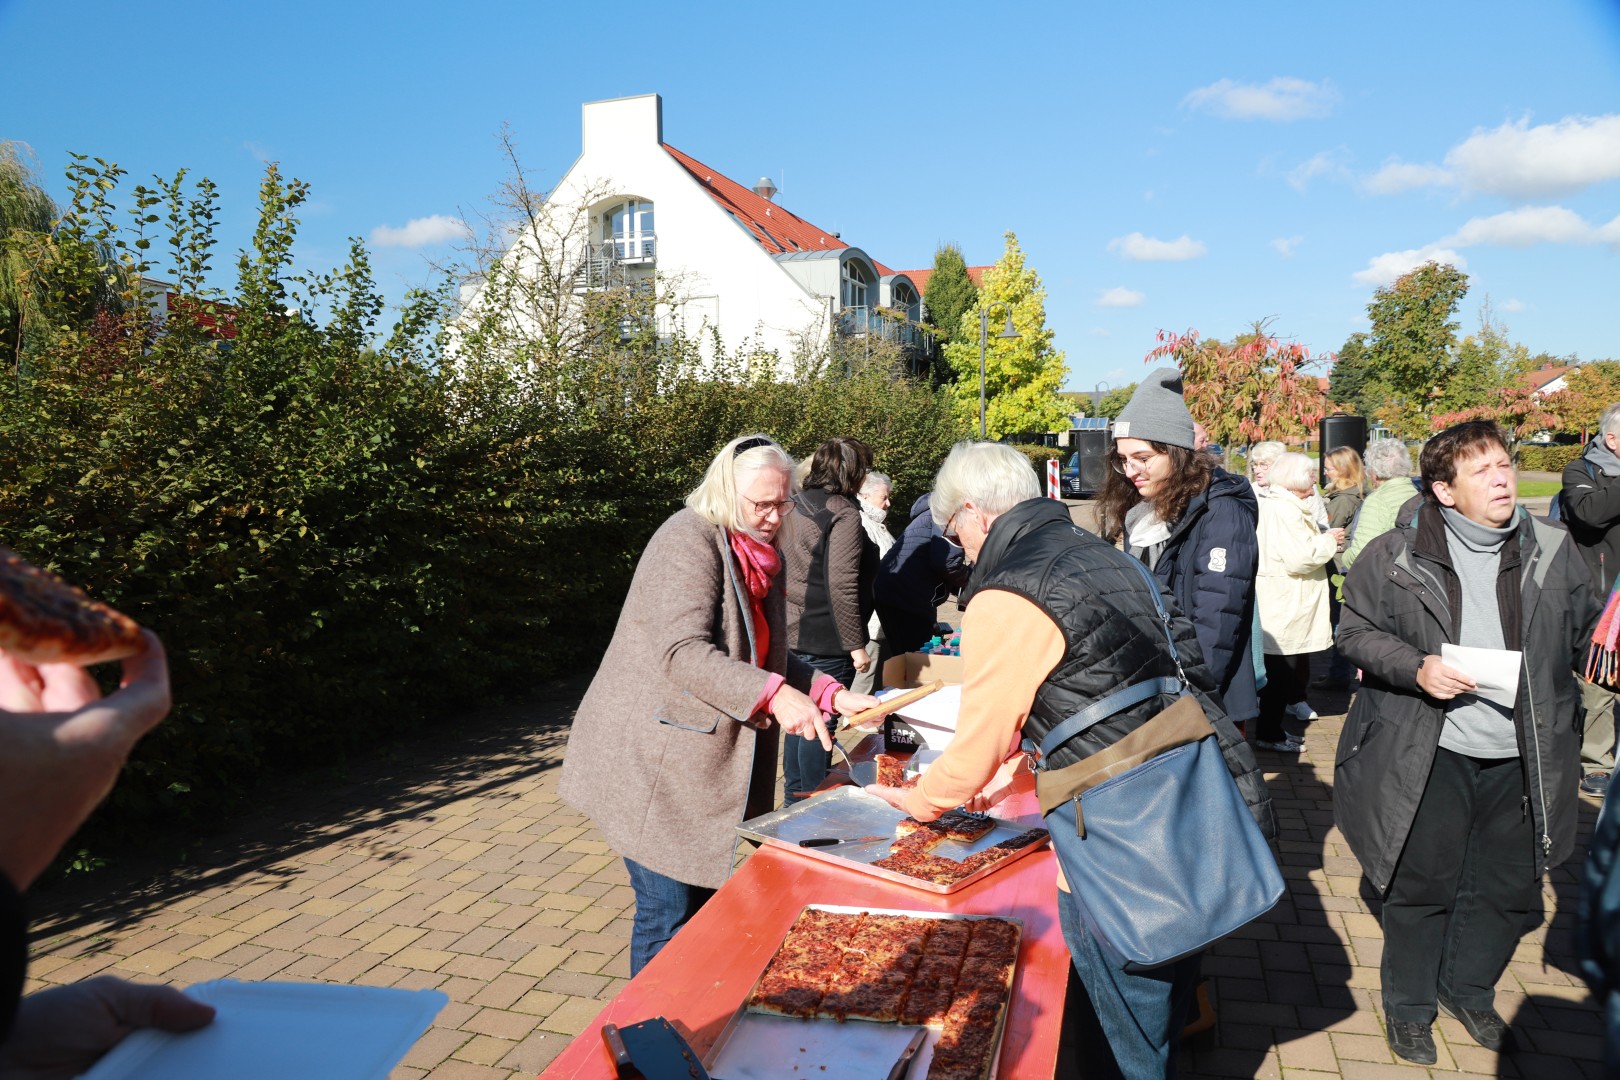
[798,835,888,848]
[885,1026,930,1080]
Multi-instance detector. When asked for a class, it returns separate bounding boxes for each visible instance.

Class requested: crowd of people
[11,389,1620,1077]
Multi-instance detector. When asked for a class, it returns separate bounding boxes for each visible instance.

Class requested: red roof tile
[893,266,991,295]
[663,144,845,255]
[1521,364,1572,392]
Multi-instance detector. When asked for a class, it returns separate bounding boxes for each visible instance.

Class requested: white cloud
[1096,287,1146,308]
[1107,232,1206,261]
[1446,114,1620,198]
[371,214,470,249]
[1271,236,1303,258]
[1352,247,1467,288]
[1287,150,1349,191]
[1087,328,1112,337]
[1363,160,1455,195]
[1500,299,1527,313]
[1182,77,1339,121]
[1442,205,1596,248]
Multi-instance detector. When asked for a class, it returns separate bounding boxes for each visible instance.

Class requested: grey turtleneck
[1438,506,1520,758]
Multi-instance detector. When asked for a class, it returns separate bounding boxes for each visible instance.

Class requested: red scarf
[729,531,780,667]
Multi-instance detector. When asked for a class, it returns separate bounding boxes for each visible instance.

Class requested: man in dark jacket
[874,493,970,655]
[1336,421,1599,1064]
[1561,402,1620,798]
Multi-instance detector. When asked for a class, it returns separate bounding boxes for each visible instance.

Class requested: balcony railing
[573,236,657,291]
[837,305,936,353]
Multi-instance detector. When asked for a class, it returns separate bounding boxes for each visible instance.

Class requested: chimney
[752,176,778,201]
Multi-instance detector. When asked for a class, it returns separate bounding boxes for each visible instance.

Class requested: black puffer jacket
[1562,439,1620,593]
[1336,502,1599,894]
[1133,468,1260,723]
[973,498,1275,837]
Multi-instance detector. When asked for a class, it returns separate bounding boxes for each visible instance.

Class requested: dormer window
[842,258,873,311]
[602,200,656,262]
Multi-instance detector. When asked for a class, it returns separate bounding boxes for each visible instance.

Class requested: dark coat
[973,498,1275,837]
[559,509,819,889]
[1562,441,1620,593]
[1335,502,1599,895]
[1134,468,1260,723]
[874,494,970,653]
[781,488,868,656]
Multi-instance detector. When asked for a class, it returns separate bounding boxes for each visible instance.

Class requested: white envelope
[1440,643,1523,710]
[79,980,447,1080]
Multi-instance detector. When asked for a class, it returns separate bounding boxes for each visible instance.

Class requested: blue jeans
[1058,886,1201,1079]
[781,651,853,804]
[624,858,715,977]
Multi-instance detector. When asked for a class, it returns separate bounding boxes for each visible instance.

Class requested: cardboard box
[881,651,965,689]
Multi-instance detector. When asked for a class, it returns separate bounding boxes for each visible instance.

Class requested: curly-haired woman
[1096,369,1261,733]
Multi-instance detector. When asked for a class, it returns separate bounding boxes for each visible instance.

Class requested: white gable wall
[542,94,831,367]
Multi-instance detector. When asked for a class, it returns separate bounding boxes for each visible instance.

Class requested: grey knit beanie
[1113,367,1196,450]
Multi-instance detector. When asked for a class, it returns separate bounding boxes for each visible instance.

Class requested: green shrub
[1516,443,1583,472]
[1009,443,1062,467]
[0,158,969,844]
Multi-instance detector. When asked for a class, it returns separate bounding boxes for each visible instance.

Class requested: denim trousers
[1380,748,1537,1022]
[623,858,715,977]
[1057,886,1201,1079]
[781,651,853,804]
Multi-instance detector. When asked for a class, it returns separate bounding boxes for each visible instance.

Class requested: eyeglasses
[740,494,792,516]
[1110,451,1163,476]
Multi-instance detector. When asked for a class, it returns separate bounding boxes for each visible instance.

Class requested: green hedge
[0,161,969,843]
[1516,444,1583,472]
[1010,444,1062,467]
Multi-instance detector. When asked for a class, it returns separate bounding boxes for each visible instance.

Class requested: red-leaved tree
[1146,326,1330,457]
[1431,384,1562,459]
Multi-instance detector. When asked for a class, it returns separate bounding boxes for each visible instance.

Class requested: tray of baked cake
[736,786,1048,895]
[705,904,1020,1080]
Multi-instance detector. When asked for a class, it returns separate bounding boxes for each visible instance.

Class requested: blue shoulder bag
[1034,556,1284,971]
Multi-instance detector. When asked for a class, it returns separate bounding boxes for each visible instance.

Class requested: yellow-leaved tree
[943,232,1069,439]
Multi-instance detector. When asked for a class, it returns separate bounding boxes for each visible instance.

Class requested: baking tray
[737,787,1048,894]
[705,905,1018,1080]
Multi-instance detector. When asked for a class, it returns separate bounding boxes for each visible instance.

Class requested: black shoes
[1439,999,1515,1052]
[1385,1019,1437,1065]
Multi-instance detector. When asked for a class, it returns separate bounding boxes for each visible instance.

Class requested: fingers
[37,663,100,712]
[0,654,46,712]
[810,713,832,751]
[88,976,216,1032]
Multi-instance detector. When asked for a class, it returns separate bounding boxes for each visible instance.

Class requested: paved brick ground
[23,675,1607,1078]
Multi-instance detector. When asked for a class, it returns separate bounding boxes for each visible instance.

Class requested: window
[601,200,656,261]
[842,258,871,311]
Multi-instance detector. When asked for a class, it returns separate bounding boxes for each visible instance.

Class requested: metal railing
[573,236,657,291]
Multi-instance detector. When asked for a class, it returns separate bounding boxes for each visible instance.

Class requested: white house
[460,94,932,370]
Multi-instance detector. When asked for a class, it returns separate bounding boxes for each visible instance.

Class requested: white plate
[79,979,448,1080]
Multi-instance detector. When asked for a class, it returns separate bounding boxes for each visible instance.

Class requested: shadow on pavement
[27,678,587,944]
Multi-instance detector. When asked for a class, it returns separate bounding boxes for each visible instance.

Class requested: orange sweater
[901,589,1065,820]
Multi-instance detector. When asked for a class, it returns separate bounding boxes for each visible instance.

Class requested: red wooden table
[538,769,1067,1079]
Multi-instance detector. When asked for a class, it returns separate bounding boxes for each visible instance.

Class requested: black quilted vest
[970,498,1225,771]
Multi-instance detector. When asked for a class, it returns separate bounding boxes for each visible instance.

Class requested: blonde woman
[558,435,877,974]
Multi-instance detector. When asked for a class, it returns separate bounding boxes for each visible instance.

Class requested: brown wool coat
[558,508,818,889]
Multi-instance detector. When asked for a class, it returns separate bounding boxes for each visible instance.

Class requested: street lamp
[1092,380,1111,418]
[978,303,1021,439]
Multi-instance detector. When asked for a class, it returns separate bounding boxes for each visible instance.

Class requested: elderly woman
[850,471,895,696]
[558,435,876,975]
[868,441,1274,1078]
[781,436,876,801]
[1343,438,1420,569]
[1254,452,1345,752]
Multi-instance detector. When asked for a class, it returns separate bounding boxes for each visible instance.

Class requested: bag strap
[1037,555,1189,761]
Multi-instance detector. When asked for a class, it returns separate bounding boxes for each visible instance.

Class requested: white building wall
[542,94,830,366]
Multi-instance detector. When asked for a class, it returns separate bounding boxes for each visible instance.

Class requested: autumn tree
[1148,322,1329,462]
[1364,261,1470,438]
[1552,360,1620,438]
[1431,385,1561,460]
[1095,382,1136,420]
[943,232,1068,438]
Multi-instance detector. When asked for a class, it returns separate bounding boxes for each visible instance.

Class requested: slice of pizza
[897,955,959,1025]
[0,547,144,666]
[964,918,1020,960]
[748,970,826,1019]
[923,920,972,959]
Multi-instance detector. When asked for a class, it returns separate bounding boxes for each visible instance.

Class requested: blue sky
[3,0,1617,394]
